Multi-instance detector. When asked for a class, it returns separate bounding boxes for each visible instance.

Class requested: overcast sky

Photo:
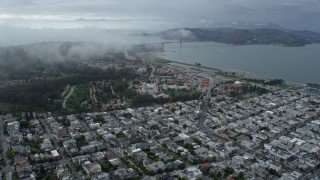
[1,0,320,46]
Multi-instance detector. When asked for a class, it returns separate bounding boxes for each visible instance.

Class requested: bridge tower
[231,32,239,44]
[179,32,183,47]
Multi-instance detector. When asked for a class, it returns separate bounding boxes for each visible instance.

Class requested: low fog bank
[0,26,165,70]
[0,42,127,62]
[0,40,144,80]
[0,26,163,47]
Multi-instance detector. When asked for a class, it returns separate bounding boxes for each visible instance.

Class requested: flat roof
[51,150,59,157]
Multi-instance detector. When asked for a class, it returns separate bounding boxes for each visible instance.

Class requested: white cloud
[0,0,320,46]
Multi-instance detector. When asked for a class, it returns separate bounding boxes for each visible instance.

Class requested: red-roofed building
[153,77,161,84]
[198,78,210,92]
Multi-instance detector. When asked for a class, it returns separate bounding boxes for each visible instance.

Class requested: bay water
[164,42,320,84]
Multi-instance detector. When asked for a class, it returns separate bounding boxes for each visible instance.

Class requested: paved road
[62,86,75,109]
[150,66,155,78]
[40,119,83,180]
[90,83,97,104]
[0,116,13,180]
[110,86,120,98]
[128,80,133,89]
[197,81,216,128]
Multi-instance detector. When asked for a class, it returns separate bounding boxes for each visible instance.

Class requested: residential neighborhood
[0,60,320,180]
[1,0,320,179]
[0,43,319,180]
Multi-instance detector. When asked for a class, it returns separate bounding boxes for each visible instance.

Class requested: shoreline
[160,55,307,87]
[152,52,267,81]
[153,42,314,86]
[164,57,308,88]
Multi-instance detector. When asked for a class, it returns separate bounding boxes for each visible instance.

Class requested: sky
[1,0,320,46]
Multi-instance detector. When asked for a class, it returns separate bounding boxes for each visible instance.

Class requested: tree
[146,170,155,176]
[113,80,128,92]
[100,160,113,172]
[192,138,202,145]
[268,168,281,177]
[206,156,215,163]
[131,94,154,107]
[234,171,245,180]
[150,124,160,130]
[93,115,104,123]
[6,149,15,159]
[116,132,125,138]
[178,163,186,169]
[224,167,234,176]
[157,169,164,174]
[19,120,30,129]
[75,135,88,148]
[36,165,47,179]
[123,113,132,119]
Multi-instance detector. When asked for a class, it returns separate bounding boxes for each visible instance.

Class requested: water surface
[164,42,320,84]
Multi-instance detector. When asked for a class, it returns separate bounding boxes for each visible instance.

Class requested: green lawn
[66,84,90,109]
[279,83,291,89]
[138,53,170,64]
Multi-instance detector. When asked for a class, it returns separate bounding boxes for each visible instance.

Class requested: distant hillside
[204,22,285,30]
[203,22,320,41]
[150,28,320,46]
[289,30,320,41]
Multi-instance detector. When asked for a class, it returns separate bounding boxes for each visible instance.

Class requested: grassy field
[138,53,170,64]
[66,84,90,110]
[279,83,291,89]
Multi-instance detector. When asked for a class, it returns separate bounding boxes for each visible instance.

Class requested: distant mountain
[289,30,320,41]
[204,22,285,30]
[201,22,320,41]
[149,27,320,46]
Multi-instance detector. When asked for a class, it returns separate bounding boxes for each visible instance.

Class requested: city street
[0,116,13,180]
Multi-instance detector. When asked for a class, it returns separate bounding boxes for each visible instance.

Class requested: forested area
[0,67,137,113]
[165,89,202,102]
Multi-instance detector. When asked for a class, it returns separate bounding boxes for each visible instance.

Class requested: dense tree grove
[0,67,137,113]
[165,89,202,102]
